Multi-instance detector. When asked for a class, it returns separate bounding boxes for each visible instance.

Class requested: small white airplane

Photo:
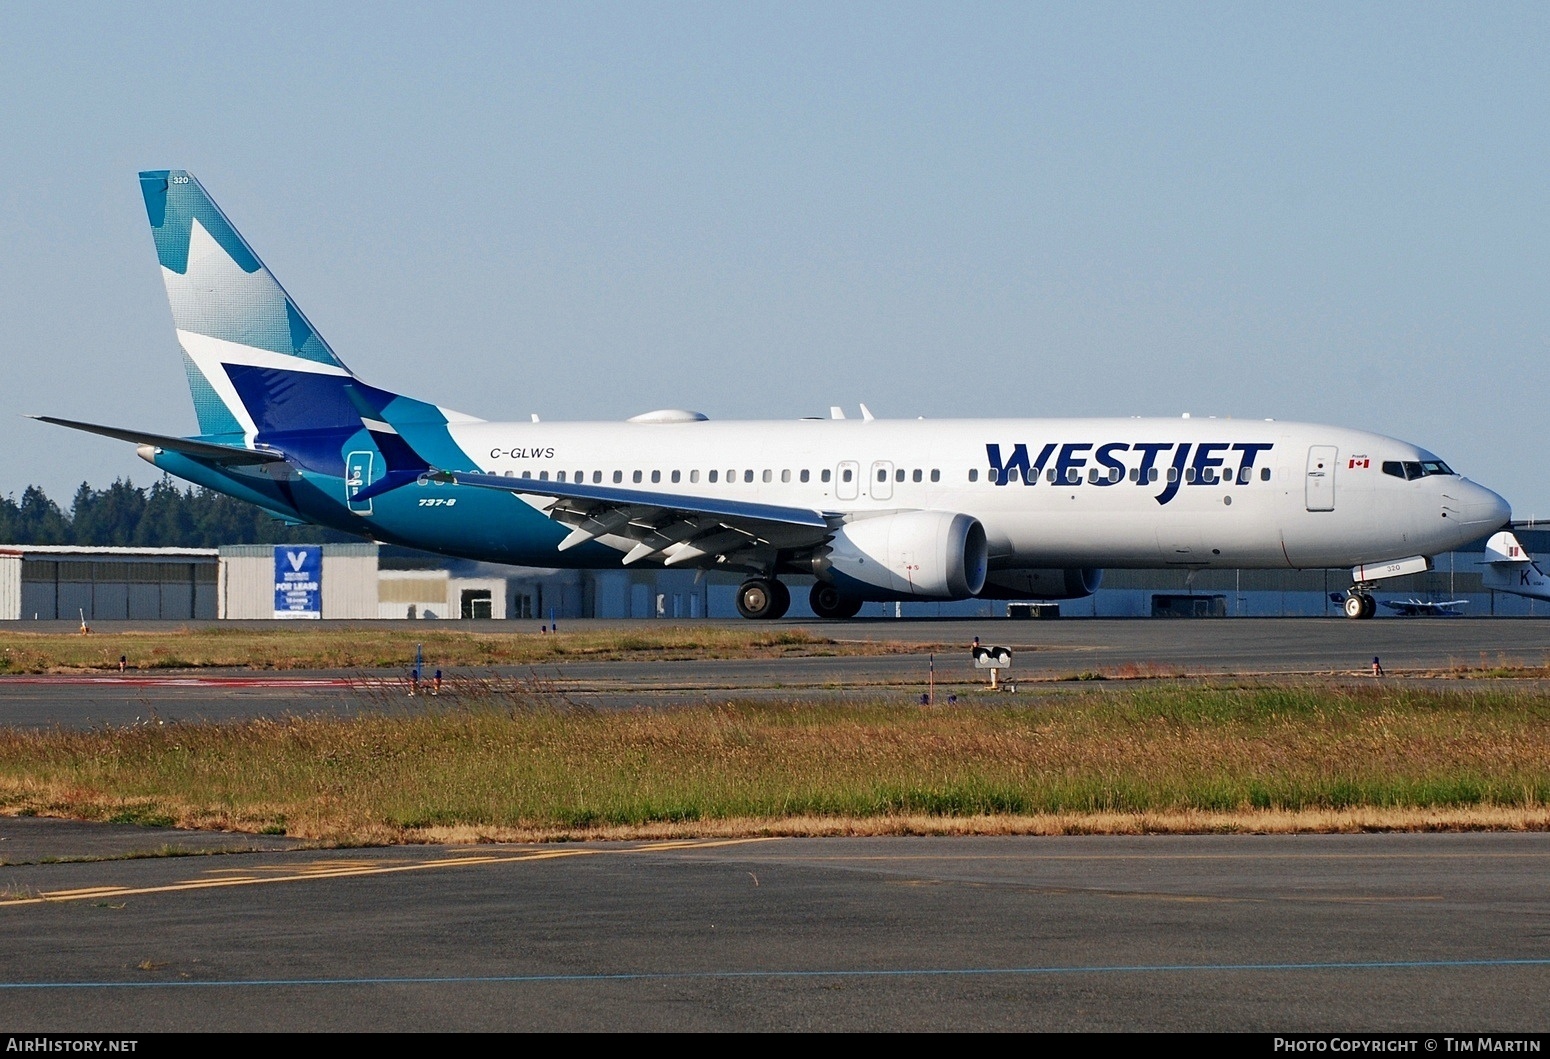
[1379,598,1467,617]
[34,171,1514,620]
[1481,531,1550,601]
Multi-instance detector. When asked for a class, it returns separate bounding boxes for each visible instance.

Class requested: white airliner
[35,171,1513,620]
[1481,531,1550,602]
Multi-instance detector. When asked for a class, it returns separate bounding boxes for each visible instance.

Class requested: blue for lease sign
[274,546,322,619]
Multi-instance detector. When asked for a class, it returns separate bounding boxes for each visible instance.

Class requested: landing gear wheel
[737,579,782,620]
[809,582,864,620]
[768,579,791,620]
[1344,592,1377,620]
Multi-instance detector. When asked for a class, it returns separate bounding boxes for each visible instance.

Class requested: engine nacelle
[815,511,988,600]
[979,567,1103,600]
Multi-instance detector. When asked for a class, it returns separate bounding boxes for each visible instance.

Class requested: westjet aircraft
[35,171,1512,620]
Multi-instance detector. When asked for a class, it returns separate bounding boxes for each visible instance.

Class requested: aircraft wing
[419,468,837,566]
[29,416,287,466]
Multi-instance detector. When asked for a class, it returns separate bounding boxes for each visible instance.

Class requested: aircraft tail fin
[1480,530,1550,601]
[140,170,358,439]
[1484,531,1531,565]
[138,171,480,478]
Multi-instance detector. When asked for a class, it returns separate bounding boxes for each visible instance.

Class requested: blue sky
[4,3,1548,518]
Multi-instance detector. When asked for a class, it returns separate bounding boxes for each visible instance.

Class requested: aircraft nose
[1460,481,1511,528]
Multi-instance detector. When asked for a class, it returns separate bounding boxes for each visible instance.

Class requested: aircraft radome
[34,171,1512,620]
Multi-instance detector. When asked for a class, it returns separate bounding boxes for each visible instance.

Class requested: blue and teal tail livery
[135,170,479,477]
[139,170,352,439]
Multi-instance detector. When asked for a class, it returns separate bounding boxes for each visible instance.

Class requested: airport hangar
[1,527,1546,622]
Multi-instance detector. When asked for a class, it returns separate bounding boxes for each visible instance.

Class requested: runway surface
[0,830,1545,1031]
[3,618,1549,1031]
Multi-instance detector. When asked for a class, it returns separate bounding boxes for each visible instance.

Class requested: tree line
[0,479,358,547]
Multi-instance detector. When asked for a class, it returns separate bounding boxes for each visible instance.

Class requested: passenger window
[556,471,566,482]
[744,469,754,483]
[651,470,661,483]
[968,468,978,482]
[1167,468,1178,483]
[592,471,603,484]
[930,469,940,482]
[822,469,832,483]
[613,471,623,484]
[842,468,853,483]
[1185,467,1196,483]
[709,470,718,483]
[521,470,532,479]
[633,470,643,484]
[1260,467,1270,482]
[1088,468,1100,484]
[540,471,549,481]
[1129,468,1139,482]
[763,469,772,483]
[877,468,887,482]
[800,469,810,483]
[690,470,699,483]
[503,470,514,478]
[895,468,905,482]
[1047,469,1058,484]
[782,469,791,483]
[913,469,923,483]
[671,470,680,483]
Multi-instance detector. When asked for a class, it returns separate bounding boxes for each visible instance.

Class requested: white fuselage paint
[445,416,1510,571]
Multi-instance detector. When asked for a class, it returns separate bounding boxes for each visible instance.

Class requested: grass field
[1,681,1545,845]
[0,625,916,673]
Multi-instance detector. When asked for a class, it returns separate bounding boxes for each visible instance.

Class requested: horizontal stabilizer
[29,415,286,465]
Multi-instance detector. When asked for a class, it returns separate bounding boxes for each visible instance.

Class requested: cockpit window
[1382,460,1455,481]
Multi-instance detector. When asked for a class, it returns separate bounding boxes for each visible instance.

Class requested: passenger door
[1305,446,1336,512]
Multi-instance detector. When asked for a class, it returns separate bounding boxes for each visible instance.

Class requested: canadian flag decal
[1348,456,1370,469]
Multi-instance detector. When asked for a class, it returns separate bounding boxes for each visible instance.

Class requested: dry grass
[0,625,929,673]
[0,683,1546,844]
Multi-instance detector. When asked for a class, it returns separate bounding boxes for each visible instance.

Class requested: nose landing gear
[1343,588,1377,619]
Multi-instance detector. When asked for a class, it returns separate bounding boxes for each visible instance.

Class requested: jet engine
[979,567,1103,600]
[813,511,988,600]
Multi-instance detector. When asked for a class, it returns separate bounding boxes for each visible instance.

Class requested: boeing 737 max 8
[34,171,1512,619]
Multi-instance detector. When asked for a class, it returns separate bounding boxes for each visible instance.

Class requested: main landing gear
[736,578,791,620]
[1343,587,1377,620]
[808,581,863,620]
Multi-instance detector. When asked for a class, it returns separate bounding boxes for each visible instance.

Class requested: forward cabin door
[1305,446,1336,512]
